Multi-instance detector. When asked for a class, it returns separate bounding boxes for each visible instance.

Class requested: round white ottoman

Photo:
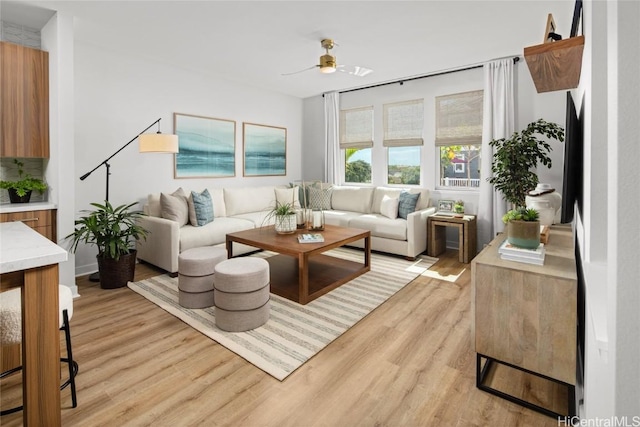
[178,247,227,309]
[214,257,270,332]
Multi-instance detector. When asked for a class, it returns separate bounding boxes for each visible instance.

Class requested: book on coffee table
[298,233,324,243]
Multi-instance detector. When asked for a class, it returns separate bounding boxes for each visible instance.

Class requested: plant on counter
[0,159,48,201]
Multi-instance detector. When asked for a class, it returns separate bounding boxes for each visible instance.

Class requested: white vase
[526,183,562,225]
[274,214,297,234]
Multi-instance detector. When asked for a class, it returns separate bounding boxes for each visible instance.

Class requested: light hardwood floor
[1,249,565,426]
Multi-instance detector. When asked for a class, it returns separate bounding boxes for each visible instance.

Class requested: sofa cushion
[308,186,333,210]
[380,195,399,219]
[349,214,407,240]
[372,187,404,214]
[147,193,162,217]
[189,189,214,226]
[161,188,189,226]
[224,186,277,216]
[323,210,363,228]
[274,187,301,209]
[331,186,375,213]
[180,217,254,252]
[398,191,420,219]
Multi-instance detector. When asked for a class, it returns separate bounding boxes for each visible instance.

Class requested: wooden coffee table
[226,225,370,305]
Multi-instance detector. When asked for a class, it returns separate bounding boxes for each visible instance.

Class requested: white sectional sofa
[136,184,435,274]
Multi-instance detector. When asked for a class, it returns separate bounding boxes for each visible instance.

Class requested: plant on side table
[488,118,564,248]
[0,159,48,203]
[66,201,149,289]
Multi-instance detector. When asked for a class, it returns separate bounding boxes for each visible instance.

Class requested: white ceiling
[1,0,574,99]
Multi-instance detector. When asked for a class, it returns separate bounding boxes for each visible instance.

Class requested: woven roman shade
[383,99,424,147]
[339,106,373,149]
[435,90,483,146]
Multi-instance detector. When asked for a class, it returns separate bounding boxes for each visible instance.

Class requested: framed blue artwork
[174,113,236,178]
[243,122,287,177]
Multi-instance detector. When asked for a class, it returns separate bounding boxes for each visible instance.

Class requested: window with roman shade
[339,106,373,149]
[435,90,484,189]
[340,106,373,184]
[383,99,423,185]
[383,99,424,147]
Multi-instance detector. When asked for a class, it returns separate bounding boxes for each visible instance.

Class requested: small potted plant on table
[488,118,564,248]
[66,201,148,289]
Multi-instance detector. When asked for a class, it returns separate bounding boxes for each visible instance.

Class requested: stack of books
[498,240,545,265]
[297,233,324,244]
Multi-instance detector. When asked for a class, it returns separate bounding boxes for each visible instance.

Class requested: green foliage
[488,119,564,208]
[0,159,48,197]
[345,159,371,183]
[502,207,540,224]
[65,201,148,260]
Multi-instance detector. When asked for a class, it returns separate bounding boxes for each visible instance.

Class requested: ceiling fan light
[319,53,336,73]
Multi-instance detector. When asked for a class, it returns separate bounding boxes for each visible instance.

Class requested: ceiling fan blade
[281,65,318,76]
[336,64,373,77]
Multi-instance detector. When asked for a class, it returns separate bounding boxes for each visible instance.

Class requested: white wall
[73,42,302,275]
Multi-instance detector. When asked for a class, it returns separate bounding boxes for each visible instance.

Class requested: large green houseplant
[0,159,48,203]
[488,119,564,248]
[66,201,148,289]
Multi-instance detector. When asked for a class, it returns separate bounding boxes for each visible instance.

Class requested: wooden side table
[427,215,477,263]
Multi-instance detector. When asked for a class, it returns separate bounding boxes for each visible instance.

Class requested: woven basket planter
[97,250,137,289]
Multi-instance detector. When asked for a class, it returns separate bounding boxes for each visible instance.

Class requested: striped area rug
[127,248,437,381]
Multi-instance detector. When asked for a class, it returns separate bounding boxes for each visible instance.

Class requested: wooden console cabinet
[471,225,577,418]
[0,41,50,158]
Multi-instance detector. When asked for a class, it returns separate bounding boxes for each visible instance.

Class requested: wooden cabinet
[0,41,50,158]
[0,209,56,241]
[472,226,577,417]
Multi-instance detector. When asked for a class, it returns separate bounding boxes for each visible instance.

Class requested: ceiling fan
[282,39,373,77]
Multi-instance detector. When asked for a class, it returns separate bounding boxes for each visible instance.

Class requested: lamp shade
[139,133,179,153]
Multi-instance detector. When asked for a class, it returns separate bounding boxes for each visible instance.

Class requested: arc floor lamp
[79,117,178,280]
[80,117,178,202]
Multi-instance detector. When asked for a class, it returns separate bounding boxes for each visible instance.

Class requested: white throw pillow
[380,195,399,219]
[274,187,301,209]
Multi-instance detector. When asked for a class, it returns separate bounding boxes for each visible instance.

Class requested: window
[435,90,483,189]
[340,106,373,183]
[383,99,423,185]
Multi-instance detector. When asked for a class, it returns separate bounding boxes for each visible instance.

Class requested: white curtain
[478,58,515,248]
[324,91,340,184]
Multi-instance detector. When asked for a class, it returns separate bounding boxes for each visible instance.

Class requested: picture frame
[243,122,287,177]
[438,199,454,212]
[174,113,236,178]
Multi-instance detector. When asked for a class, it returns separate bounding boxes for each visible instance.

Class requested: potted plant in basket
[488,118,564,248]
[0,159,48,203]
[66,201,149,289]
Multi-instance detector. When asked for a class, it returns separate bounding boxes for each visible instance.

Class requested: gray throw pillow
[190,189,214,226]
[398,191,420,219]
[308,186,332,210]
[160,188,189,226]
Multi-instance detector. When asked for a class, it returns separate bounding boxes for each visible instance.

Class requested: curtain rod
[335,56,520,95]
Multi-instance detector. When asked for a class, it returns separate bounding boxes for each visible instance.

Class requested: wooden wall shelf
[524,35,585,93]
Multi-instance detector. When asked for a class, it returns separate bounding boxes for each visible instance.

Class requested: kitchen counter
[0,221,67,425]
[0,221,67,273]
[0,201,57,214]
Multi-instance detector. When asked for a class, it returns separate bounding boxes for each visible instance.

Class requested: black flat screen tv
[561,91,583,224]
